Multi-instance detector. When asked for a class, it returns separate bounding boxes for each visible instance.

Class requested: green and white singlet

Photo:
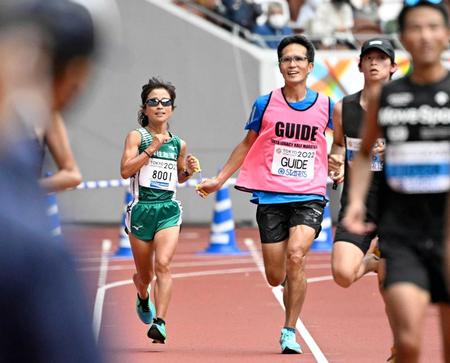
[126,127,183,241]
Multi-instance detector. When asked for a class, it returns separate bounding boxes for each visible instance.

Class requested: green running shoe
[135,289,155,325]
[147,318,167,344]
[280,328,302,354]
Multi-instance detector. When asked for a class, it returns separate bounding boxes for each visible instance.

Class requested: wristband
[143,150,151,158]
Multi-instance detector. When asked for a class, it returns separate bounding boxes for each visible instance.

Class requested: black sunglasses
[145,98,173,107]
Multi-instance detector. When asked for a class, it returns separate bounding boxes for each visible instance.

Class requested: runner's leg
[153,225,180,319]
[130,233,155,299]
[384,283,429,363]
[261,241,287,287]
[284,224,316,327]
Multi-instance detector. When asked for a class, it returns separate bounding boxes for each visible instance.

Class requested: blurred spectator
[175,0,221,18]
[294,0,322,33]
[311,0,356,49]
[253,2,293,48]
[222,0,263,30]
[288,0,303,21]
[196,0,220,8]
[351,0,382,35]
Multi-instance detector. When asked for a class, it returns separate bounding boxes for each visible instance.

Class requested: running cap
[360,38,395,63]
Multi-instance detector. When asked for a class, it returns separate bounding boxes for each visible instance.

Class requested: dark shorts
[256,200,326,243]
[333,208,378,254]
[380,235,450,303]
[334,223,378,255]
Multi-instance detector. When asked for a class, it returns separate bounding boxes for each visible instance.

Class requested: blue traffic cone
[114,188,133,257]
[201,186,246,255]
[311,201,333,251]
[46,192,62,239]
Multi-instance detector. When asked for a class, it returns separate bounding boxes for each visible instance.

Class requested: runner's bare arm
[328,101,345,184]
[120,131,170,179]
[39,112,82,192]
[177,140,200,183]
[196,130,258,196]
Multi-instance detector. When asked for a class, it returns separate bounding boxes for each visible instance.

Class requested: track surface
[67,225,444,363]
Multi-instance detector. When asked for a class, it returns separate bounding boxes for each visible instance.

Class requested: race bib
[139,158,177,191]
[346,137,384,171]
[385,141,450,193]
[271,145,315,179]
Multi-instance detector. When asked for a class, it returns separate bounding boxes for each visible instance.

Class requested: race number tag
[139,158,177,191]
[271,145,315,179]
[385,141,450,193]
[346,137,384,171]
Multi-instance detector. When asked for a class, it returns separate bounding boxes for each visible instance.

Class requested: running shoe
[135,289,155,325]
[279,328,302,354]
[148,318,167,344]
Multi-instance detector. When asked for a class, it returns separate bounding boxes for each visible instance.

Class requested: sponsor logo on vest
[379,106,450,126]
[386,92,413,107]
[154,150,177,159]
[275,121,319,141]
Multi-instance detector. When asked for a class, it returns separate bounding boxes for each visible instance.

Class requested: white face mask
[268,14,286,29]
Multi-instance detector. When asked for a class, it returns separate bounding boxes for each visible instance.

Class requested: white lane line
[244,238,329,363]
[92,239,111,342]
[92,266,260,342]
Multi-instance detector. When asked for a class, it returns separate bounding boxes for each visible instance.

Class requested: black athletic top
[339,91,383,222]
[377,73,450,242]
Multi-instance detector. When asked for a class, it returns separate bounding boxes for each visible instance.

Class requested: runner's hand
[342,201,375,235]
[328,154,345,184]
[196,177,221,198]
[186,154,201,175]
[149,133,171,151]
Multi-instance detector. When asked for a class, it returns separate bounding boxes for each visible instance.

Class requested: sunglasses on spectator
[145,98,173,107]
[279,55,309,64]
[404,0,442,6]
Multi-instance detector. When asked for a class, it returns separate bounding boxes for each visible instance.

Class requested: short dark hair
[277,35,315,63]
[398,1,449,32]
[138,77,176,127]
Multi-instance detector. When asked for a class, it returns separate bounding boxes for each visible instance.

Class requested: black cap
[360,38,395,63]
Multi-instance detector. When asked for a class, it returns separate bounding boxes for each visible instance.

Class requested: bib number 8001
[152,170,172,181]
[139,158,177,191]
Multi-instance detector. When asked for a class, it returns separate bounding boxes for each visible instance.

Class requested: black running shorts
[380,235,450,303]
[333,208,378,254]
[333,223,378,254]
[256,200,326,243]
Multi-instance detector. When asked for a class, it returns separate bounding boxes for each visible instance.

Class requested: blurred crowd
[177,0,450,49]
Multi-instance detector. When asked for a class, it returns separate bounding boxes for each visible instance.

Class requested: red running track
[67,225,444,363]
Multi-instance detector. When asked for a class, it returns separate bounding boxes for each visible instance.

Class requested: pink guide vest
[236,88,330,196]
